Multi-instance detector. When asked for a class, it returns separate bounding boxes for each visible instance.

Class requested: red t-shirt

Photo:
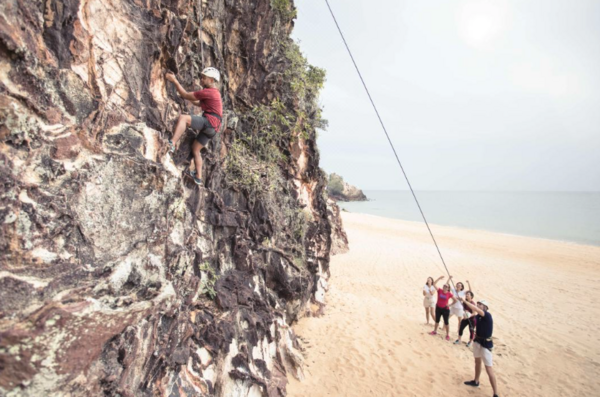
[436,288,454,309]
[193,87,222,132]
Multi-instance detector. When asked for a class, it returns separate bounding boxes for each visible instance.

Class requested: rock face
[327,173,367,202]
[0,1,344,396]
[327,199,349,256]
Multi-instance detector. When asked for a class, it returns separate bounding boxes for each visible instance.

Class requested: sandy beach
[287,212,600,397]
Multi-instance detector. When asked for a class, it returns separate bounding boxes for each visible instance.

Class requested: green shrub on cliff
[223,38,329,267]
[226,40,327,188]
[248,99,290,163]
[286,42,328,133]
[284,42,326,99]
[272,0,297,20]
[199,262,217,300]
[225,139,281,198]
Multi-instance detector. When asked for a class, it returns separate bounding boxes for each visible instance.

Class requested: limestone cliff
[0,0,346,396]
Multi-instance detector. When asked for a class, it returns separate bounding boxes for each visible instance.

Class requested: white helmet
[201,67,220,82]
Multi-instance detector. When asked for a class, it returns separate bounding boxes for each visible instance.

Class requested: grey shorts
[191,115,217,146]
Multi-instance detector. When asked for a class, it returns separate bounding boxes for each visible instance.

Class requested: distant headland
[327,173,368,202]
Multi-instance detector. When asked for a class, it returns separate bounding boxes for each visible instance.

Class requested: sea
[336,191,600,246]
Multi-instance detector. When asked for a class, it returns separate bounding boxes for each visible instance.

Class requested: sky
[291,0,600,191]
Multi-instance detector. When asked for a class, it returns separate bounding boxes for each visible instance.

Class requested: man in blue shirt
[459,298,499,397]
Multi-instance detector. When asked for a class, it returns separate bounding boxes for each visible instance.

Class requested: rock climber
[165,67,223,185]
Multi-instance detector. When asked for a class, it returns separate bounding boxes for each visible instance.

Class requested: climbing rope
[198,0,204,66]
[323,0,457,289]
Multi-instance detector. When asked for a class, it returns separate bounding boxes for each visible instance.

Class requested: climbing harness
[204,112,222,122]
[324,0,458,289]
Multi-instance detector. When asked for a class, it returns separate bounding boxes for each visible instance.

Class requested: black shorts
[191,115,217,146]
[435,306,450,325]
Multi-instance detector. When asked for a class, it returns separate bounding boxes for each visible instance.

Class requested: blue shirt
[475,311,494,349]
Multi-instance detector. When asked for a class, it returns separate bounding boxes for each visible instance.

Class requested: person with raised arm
[459,297,499,397]
[165,68,223,186]
[448,275,467,337]
[429,275,457,341]
[455,287,476,347]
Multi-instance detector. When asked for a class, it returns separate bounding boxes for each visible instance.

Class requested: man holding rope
[459,297,499,397]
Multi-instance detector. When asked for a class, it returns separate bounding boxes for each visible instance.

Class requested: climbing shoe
[464,380,480,387]
[167,139,175,154]
[186,169,203,185]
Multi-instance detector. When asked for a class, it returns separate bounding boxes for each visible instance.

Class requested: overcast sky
[292,0,600,191]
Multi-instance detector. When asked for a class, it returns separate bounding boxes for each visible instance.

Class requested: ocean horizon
[336,190,600,246]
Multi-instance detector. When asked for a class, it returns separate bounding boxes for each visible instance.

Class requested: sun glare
[457,0,509,49]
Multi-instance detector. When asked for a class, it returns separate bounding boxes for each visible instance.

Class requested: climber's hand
[165,72,177,83]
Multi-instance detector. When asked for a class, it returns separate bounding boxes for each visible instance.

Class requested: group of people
[423,275,499,397]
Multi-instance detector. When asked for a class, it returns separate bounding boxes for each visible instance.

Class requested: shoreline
[337,209,600,248]
[287,212,600,397]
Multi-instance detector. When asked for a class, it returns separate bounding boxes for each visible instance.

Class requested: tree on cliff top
[328,173,344,196]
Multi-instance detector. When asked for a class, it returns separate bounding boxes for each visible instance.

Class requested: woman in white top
[448,276,467,335]
[423,277,436,324]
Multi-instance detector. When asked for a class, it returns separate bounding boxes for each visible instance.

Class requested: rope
[323,0,457,290]
[191,0,205,117]
[198,0,204,66]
